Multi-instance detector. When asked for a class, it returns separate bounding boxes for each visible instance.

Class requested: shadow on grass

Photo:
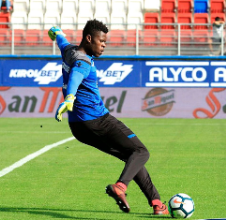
[0,206,172,219]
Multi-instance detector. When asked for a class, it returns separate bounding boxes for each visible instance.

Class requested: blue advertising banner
[1,58,226,87]
[142,61,226,88]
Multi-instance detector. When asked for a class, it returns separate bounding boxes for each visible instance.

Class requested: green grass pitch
[0,118,225,220]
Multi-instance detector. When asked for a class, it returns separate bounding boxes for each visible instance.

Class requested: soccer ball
[168,193,195,218]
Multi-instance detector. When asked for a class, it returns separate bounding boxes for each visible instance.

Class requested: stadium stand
[0,0,225,56]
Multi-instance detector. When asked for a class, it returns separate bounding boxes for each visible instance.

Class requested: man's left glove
[48,26,66,41]
[55,94,75,122]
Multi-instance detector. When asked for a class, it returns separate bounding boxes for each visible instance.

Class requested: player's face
[90,31,107,57]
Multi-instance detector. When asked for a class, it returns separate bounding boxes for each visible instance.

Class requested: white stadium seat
[61,13,77,30]
[94,0,111,15]
[94,0,111,25]
[128,0,144,14]
[127,13,144,29]
[29,0,46,14]
[77,14,94,29]
[111,0,127,29]
[62,0,78,15]
[11,12,28,29]
[110,14,127,30]
[46,0,62,14]
[44,12,61,29]
[144,0,160,11]
[111,0,127,14]
[127,0,144,29]
[77,0,94,29]
[27,12,44,29]
[78,0,94,14]
[13,0,29,13]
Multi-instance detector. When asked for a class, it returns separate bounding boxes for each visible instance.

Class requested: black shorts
[69,113,148,162]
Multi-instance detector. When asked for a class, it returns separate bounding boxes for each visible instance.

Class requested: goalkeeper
[49,20,169,215]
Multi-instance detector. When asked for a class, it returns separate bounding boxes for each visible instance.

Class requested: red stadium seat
[178,13,193,29]
[161,0,177,13]
[194,13,209,29]
[14,29,26,46]
[210,0,225,13]
[141,29,159,46]
[64,30,76,43]
[160,30,177,46]
[75,29,83,45]
[126,29,137,46]
[0,28,10,45]
[25,30,42,46]
[144,13,159,29]
[193,29,210,43]
[178,0,193,13]
[160,13,176,29]
[180,30,193,45]
[108,30,125,46]
[210,13,225,24]
[42,30,53,46]
[0,12,10,28]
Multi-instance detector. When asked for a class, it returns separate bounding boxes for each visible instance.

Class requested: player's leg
[134,167,169,215]
[69,118,132,213]
[69,115,168,214]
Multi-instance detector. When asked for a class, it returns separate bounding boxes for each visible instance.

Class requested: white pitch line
[0,137,74,178]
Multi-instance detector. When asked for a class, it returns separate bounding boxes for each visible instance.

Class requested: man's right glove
[55,94,75,122]
[48,26,66,41]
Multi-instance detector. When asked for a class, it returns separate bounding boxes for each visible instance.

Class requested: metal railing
[0,23,225,56]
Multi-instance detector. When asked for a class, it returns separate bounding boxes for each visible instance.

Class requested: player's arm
[55,60,91,122]
[48,26,69,51]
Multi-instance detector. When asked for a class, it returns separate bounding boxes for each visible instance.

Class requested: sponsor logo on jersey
[97,63,133,85]
[9,63,62,85]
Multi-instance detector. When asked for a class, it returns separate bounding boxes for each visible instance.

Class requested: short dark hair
[82,19,108,39]
[215,17,221,21]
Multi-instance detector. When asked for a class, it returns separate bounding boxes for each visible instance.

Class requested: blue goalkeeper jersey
[56,35,109,122]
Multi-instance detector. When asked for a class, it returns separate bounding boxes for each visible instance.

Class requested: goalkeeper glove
[55,94,75,122]
[48,26,66,41]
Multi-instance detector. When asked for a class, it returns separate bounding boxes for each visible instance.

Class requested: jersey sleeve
[56,35,70,53]
[66,60,91,96]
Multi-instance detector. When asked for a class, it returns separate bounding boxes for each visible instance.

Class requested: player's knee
[138,146,150,162]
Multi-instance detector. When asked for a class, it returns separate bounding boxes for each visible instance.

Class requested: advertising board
[1,59,226,88]
[0,87,225,119]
